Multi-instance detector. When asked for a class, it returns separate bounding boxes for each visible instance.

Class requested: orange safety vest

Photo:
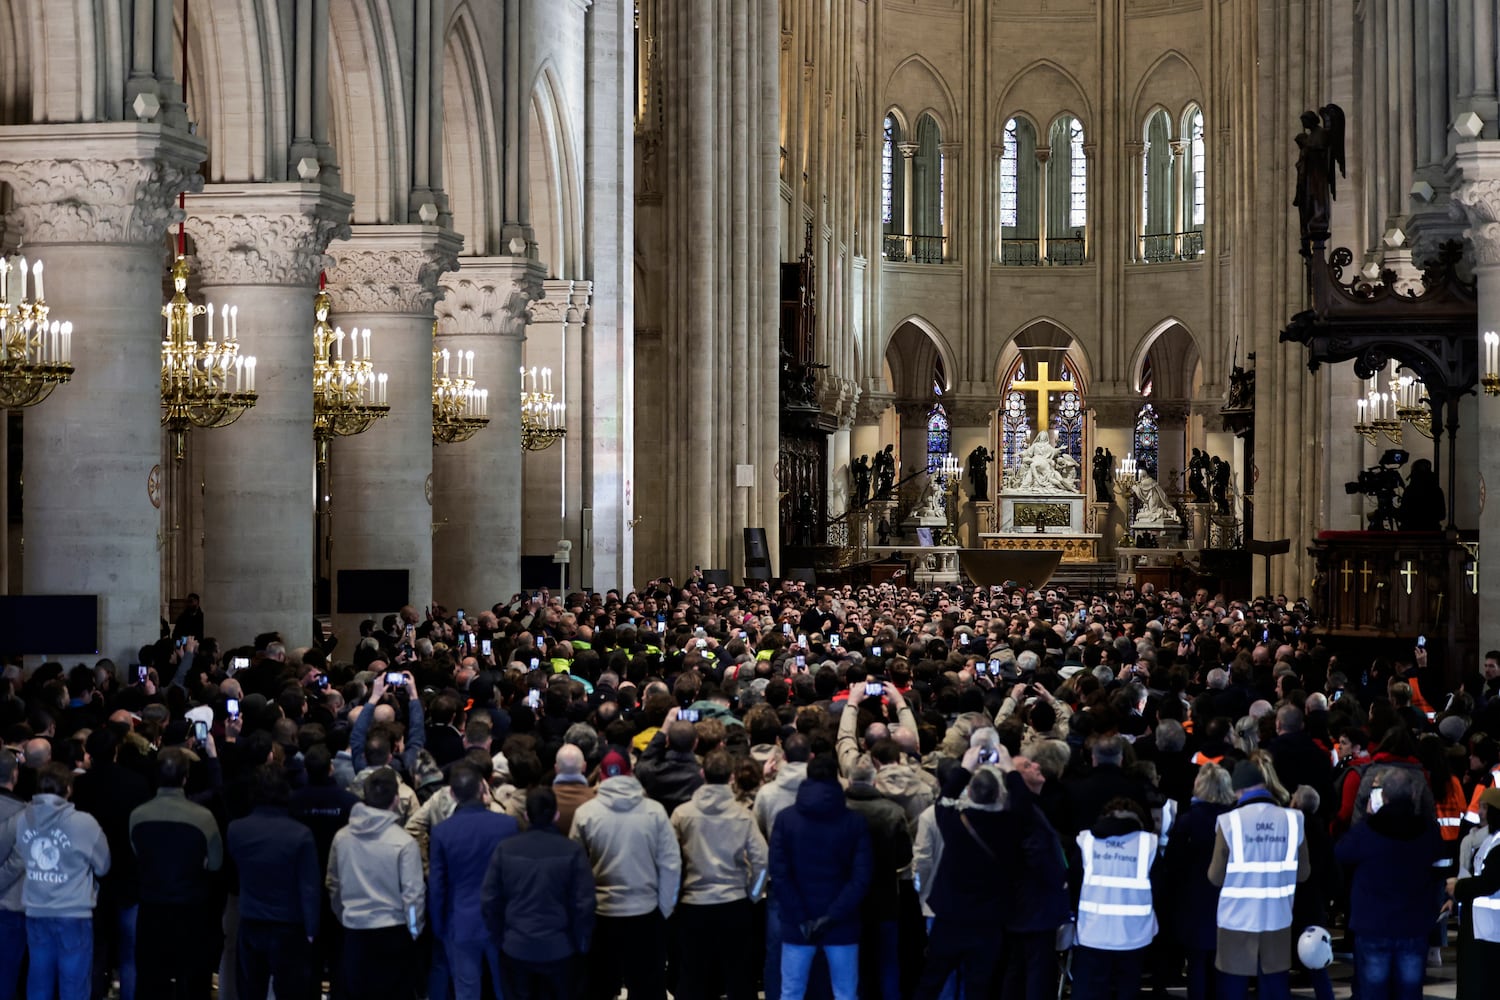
[1190,751,1224,766]
[1409,676,1438,722]
[1464,768,1500,826]
[1436,776,1466,842]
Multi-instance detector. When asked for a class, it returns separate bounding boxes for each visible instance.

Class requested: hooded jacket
[636,733,705,815]
[326,802,425,932]
[671,783,768,906]
[875,761,937,837]
[769,778,872,946]
[844,784,913,921]
[569,775,681,918]
[0,788,24,912]
[753,761,807,839]
[0,793,110,919]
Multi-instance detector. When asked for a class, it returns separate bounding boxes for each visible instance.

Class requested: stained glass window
[926,404,950,473]
[1001,388,1031,476]
[1188,107,1205,228]
[1134,402,1160,479]
[882,114,896,225]
[1000,119,1019,229]
[1068,120,1087,230]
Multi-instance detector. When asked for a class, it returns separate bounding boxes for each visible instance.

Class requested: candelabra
[1111,453,1142,499]
[1392,372,1432,440]
[520,365,566,452]
[312,281,389,468]
[1484,330,1499,396]
[433,325,490,445]
[0,255,74,409]
[160,254,257,461]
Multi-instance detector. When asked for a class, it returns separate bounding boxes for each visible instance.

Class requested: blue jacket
[429,801,519,942]
[227,806,321,938]
[1004,771,1070,934]
[1334,810,1445,939]
[769,779,872,946]
[1161,798,1231,950]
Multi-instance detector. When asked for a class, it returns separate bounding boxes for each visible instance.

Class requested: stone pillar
[0,123,205,664]
[521,279,590,574]
[186,184,352,648]
[1451,144,1500,656]
[324,226,461,638]
[433,257,544,611]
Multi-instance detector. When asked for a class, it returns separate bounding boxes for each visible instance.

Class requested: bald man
[551,745,595,836]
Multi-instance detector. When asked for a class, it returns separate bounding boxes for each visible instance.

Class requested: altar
[998,493,1086,534]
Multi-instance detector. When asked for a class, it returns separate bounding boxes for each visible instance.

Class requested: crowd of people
[2,575,1500,1000]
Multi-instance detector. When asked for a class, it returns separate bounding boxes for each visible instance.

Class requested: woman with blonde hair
[1162,763,1237,1000]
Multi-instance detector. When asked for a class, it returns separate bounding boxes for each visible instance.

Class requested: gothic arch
[185,0,289,182]
[882,104,911,136]
[443,3,500,255]
[1129,50,1204,127]
[883,54,957,141]
[329,0,411,224]
[17,0,126,123]
[0,0,32,125]
[995,60,1092,136]
[528,62,583,279]
[1129,317,1203,397]
[882,315,956,395]
[991,317,1095,391]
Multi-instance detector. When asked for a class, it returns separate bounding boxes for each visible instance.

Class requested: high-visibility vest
[1190,751,1224,766]
[1463,769,1500,825]
[1408,677,1438,722]
[1436,776,1466,843]
[1471,832,1500,943]
[1076,829,1159,951]
[1215,802,1303,932]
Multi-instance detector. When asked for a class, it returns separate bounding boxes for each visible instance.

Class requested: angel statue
[1008,431,1078,494]
[1294,103,1345,253]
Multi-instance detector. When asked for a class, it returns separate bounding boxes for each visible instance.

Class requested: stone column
[324,226,461,638]
[186,184,352,648]
[1452,144,1500,655]
[520,280,590,576]
[0,123,205,663]
[432,256,544,611]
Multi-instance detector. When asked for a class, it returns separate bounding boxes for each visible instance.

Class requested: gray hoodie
[327,802,425,932]
[0,794,110,919]
[569,776,681,918]
[753,761,807,839]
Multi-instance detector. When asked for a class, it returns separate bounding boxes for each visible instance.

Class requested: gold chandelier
[0,255,74,410]
[520,365,565,452]
[432,323,490,445]
[160,248,257,462]
[313,278,389,467]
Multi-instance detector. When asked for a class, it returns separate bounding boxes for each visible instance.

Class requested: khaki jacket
[671,784,768,906]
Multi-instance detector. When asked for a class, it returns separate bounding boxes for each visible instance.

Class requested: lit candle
[0,257,8,300]
[206,303,216,346]
[543,367,551,393]
[465,350,474,379]
[235,356,244,391]
[246,357,256,392]
[61,322,71,363]
[1357,398,1366,421]
[49,321,58,362]
[18,257,28,300]
[334,327,344,359]
[32,260,42,301]
[520,366,527,391]
[480,389,488,416]
[441,349,450,377]
[529,366,538,391]
[378,372,388,406]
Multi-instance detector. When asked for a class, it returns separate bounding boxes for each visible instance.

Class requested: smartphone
[386,671,405,686]
[679,709,700,723]
[456,609,464,620]
[136,665,148,684]
[988,659,1003,675]
[193,721,208,742]
[177,636,187,648]
[316,674,329,689]
[529,657,540,670]
[1262,629,1270,643]
[226,698,240,719]
[535,635,546,653]
[1332,689,1343,702]
[481,638,492,656]
[978,748,998,765]
[959,634,969,646]
[696,639,707,650]
[797,634,808,647]
[656,620,666,633]
[865,681,883,697]
[795,654,806,668]
[872,645,883,657]
[525,689,541,709]
[230,656,249,673]
[1417,634,1427,648]
[783,623,793,635]
[830,634,840,648]
[737,630,748,641]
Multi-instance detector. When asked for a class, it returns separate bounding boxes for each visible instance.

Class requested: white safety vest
[1076,829,1159,951]
[1471,832,1500,944]
[1215,801,1303,932]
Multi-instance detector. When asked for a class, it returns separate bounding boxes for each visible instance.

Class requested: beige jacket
[752,761,807,839]
[569,776,681,918]
[836,698,918,777]
[670,783,768,906]
[327,803,425,932]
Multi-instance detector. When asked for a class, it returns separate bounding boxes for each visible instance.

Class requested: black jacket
[1062,763,1151,837]
[844,785,913,921]
[1003,771,1070,934]
[129,788,224,905]
[227,806,321,938]
[289,779,360,873]
[481,823,596,962]
[635,733,704,815]
[1267,731,1334,806]
[927,782,1020,942]
[72,761,153,906]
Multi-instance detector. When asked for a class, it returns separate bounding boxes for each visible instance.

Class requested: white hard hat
[1298,926,1333,970]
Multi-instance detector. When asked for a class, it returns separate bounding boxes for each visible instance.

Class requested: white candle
[543,367,551,393]
[206,303,216,345]
[0,257,8,301]
[246,357,256,392]
[32,260,42,301]
[61,322,71,363]
[466,350,474,378]
[1357,398,1366,421]
[49,321,58,362]
[378,372,388,405]
[230,306,238,341]
[529,365,537,391]
[235,356,243,391]
[18,257,28,300]
[441,349,450,377]
[362,329,370,358]
[520,366,527,391]
[335,327,344,359]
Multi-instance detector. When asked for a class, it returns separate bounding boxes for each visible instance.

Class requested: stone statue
[793,490,817,546]
[876,515,892,545]
[1090,447,1113,501]
[1132,468,1181,526]
[852,454,872,508]
[1008,431,1078,494]
[1188,448,1211,502]
[966,446,993,501]
[1293,104,1345,251]
[918,475,946,518]
[1211,456,1232,514]
[874,444,896,498]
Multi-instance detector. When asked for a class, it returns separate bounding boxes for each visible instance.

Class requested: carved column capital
[1449,142,1500,268]
[185,183,353,286]
[1089,394,1145,425]
[0,123,206,247]
[854,390,894,424]
[437,257,547,340]
[897,142,919,160]
[325,225,464,314]
[526,278,594,326]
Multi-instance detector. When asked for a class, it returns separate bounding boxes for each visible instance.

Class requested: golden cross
[1010,360,1074,432]
[1359,560,1373,593]
[1340,561,1353,593]
[1468,560,1479,595]
[1399,561,1415,595]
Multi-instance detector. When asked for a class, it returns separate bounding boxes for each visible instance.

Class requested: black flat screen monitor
[0,595,99,654]
[336,570,410,614]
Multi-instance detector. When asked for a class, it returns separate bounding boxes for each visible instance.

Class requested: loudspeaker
[700,568,731,587]
[744,528,772,581]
